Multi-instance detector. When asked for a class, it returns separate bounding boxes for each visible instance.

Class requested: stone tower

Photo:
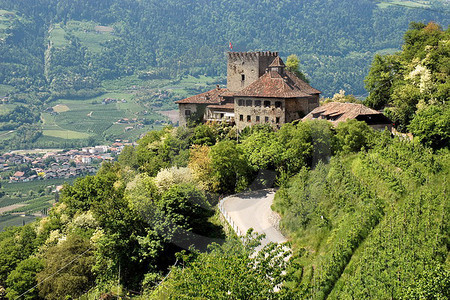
[227,51,278,92]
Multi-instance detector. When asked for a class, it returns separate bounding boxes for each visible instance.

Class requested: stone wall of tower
[227,52,278,92]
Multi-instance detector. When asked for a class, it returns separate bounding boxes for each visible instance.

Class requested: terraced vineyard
[0,178,74,231]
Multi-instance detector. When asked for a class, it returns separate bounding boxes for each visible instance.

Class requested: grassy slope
[49,21,116,52]
[274,139,449,298]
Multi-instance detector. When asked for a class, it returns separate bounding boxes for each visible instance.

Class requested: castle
[176,51,321,130]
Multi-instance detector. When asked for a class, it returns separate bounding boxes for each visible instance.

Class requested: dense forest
[0,0,448,150]
[0,0,448,100]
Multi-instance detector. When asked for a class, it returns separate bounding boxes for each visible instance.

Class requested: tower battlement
[227,51,278,60]
[227,51,279,92]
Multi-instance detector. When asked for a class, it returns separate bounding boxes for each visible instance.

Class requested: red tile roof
[175,88,228,104]
[232,70,321,98]
[303,102,386,124]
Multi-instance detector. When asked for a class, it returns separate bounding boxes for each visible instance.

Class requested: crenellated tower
[227,51,278,92]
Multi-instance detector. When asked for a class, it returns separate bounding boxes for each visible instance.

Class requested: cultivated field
[49,20,116,52]
[377,0,431,9]
[0,178,74,231]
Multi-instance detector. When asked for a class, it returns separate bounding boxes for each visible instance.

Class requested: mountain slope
[0,0,448,98]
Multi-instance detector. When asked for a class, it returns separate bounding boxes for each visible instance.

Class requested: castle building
[176,51,321,129]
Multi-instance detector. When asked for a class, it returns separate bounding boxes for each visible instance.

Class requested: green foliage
[210,140,250,193]
[0,0,447,111]
[37,234,95,300]
[409,104,450,149]
[286,54,309,83]
[60,173,119,218]
[364,21,449,133]
[335,119,375,153]
[239,120,335,178]
[0,224,39,284]
[364,54,400,109]
[403,265,450,300]
[191,124,215,146]
[125,173,159,223]
[5,257,44,300]
[273,136,449,299]
[158,184,211,235]
[134,127,193,175]
[150,232,292,299]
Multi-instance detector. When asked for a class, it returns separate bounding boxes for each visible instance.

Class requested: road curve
[221,189,287,248]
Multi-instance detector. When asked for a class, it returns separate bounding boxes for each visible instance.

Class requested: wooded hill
[0,0,448,100]
[0,0,448,150]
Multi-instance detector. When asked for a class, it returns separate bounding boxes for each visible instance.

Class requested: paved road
[222,189,288,248]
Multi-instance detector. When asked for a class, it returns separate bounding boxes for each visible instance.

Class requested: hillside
[273,139,449,298]
[0,0,448,99]
[0,0,448,150]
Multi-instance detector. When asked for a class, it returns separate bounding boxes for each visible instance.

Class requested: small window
[185,110,191,116]
[255,100,261,107]
[239,115,244,121]
[264,101,271,108]
[238,99,244,106]
[265,116,269,123]
[247,115,251,122]
[275,101,282,108]
[241,74,245,81]
[246,100,252,107]
[276,117,280,124]
[256,116,260,122]
[220,113,224,118]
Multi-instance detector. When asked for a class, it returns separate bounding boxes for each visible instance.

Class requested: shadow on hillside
[235,189,273,200]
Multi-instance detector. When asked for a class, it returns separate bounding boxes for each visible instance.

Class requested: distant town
[0,140,134,183]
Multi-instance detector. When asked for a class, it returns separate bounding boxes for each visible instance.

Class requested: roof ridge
[268,56,285,67]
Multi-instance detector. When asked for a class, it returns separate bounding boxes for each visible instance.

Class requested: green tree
[191,124,215,146]
[364,54,399,110]
[240,126,282,171]
[5,257,44,300]
[37,235,95,300]
[335,119,374,152]
[157,183,211,235]
[277,122,314,176]
[409,105,450,149]
[210,140,250,193]
[125,173,160,223]
[286,54,309,83]
[0,225,38,284]
[150,232,292,299]
[118,145,138,169]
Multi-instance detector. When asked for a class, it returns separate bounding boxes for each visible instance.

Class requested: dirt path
[0,204,26,214]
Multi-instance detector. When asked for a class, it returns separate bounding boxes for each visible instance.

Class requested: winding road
[221,189,288,249]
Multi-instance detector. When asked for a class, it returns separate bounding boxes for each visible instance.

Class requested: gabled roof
[268,56,285,67]
[303,102,389,124]
[232,70,321,98]
[175,87,228,104]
